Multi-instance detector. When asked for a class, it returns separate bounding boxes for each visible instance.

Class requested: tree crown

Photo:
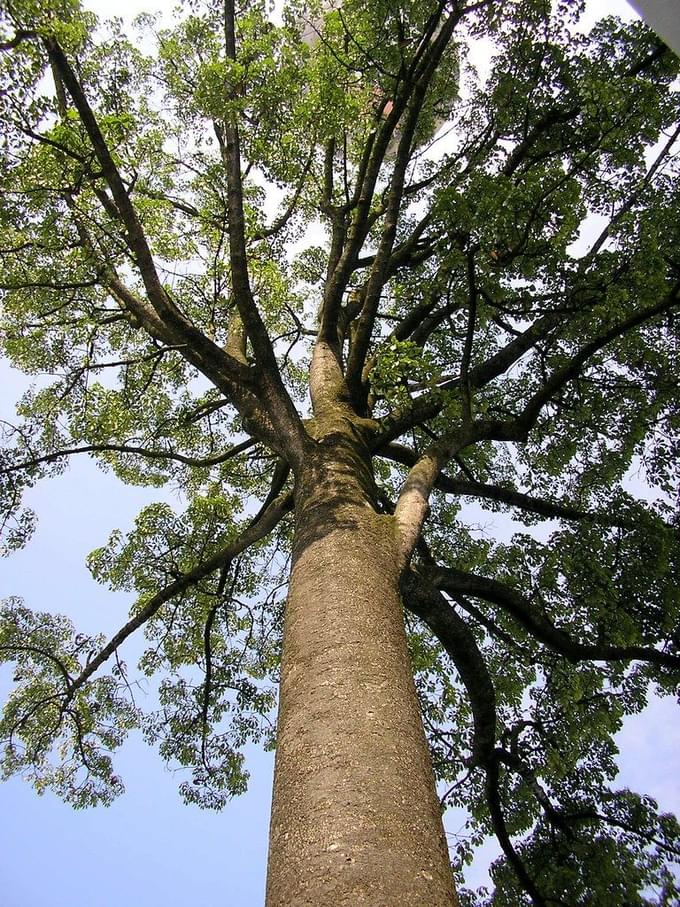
[1,0,679,902]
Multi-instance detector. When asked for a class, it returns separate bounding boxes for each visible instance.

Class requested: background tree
[1,0,679,904]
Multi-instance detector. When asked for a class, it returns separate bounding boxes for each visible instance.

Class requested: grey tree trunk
[265,442,457,906]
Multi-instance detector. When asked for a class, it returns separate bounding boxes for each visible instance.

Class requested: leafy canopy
[1,0,680,903]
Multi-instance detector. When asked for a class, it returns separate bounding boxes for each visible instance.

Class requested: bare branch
[2,438,255,475]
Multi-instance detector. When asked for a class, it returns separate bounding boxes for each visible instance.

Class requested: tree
[1,0,679,903]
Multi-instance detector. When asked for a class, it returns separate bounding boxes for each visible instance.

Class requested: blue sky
[1,1,679,905]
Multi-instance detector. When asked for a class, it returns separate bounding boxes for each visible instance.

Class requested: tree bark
[265,444,457,906]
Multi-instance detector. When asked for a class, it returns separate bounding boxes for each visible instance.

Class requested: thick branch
[220,1,308,466]
[318,5,458,350]
[402,570,496,764]
[465,310,561,392]
[459,250,478,420]
[345,10,461,405]
[392,423,480,570]
[426,564,680,670]
[380,442,633,525]
[43,37,288,448]
[402,569,546,906]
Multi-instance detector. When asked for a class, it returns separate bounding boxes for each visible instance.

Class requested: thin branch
[582,122,680,263]
[251,149,313,241]
[0,29,37,51]
[2,438,254,475]
[64,490,293,701]
[0,643,73,685]
[482,286,680,444]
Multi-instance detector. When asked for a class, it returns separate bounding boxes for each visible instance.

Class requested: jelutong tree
[1,0,679,904]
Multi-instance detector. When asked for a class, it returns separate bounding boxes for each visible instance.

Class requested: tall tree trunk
[265,442,457,906]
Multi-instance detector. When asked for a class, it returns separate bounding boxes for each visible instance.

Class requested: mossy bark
[265,441,457,906]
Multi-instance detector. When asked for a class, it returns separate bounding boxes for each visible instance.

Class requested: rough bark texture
[265,444,457,906]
